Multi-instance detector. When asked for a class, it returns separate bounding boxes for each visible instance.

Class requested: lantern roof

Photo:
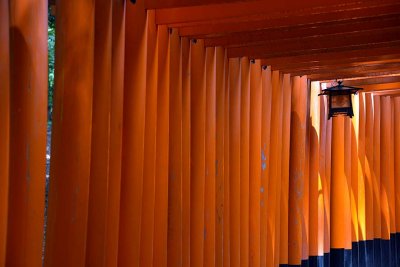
[319,81,362,96]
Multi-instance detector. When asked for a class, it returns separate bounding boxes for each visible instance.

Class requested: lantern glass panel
[331,94,351,109]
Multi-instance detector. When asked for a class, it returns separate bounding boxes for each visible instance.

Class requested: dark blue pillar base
[352,241,359,267]
[365,239,374,267]
[309,256,324,267]
[330,248,352,267]
[381,238,390,266]
[374,238,381,266]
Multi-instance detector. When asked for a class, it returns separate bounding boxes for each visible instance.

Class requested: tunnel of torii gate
[1,0,400,266]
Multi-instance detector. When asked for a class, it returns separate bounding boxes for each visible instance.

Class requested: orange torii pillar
[350,95,359,266]
[389,97,397,267]
[0,0,10,264]
[309,81,324,266]
[357,94,368,266]
[260,66,272,267]
[117,0,148,265]
[249,60,262,267]
[364,93,375,266]
[44,0,94,266]
[394,97,400,267]
[240,58,250,267]
[280,74,292,266]
[153,25,170,267]
[190,39,206,267]
[330,115,352,265]
[138,10,158,267]
[181,37,191,267]
[168,28,183,267]
[6,0,47,266]
[229,58,241,267]
[372,95,382,264]
[204,46,216,267]
[85,0,125,266]
[223,51,231,267]
[380,96,392,266]
[267,70,283,267]
[215,47,227,267]
[288,76,308,266]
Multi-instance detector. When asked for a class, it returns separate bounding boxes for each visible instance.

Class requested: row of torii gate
[1,0,400,266]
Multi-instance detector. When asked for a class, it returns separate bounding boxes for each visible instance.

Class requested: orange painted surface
[204,47,216,267]
[389,100,396,235]
[105,1,126,265]
[350,96,359,244]
[267,70,284,267]
[0,0,10,264]
[153,25,170,267]
[260,67,272,267]
[86,0,114,265]
[309,82,323,257]
[302,77,310,261]
[168,28,183,267]
[331,116,351,249]
[324,109,333,253]
[181,37,191,267]
[357,94,367,242]
[240,57,250,267]
[372,96,382,240]
[229,58,241,267]
[44,0,93,266]
[117,1,148,265]
[215,46,226,267]
[380,96,391,240]
[249,60,262,267]
[394,98,400,233]
[190,39,206,267]
[139,10,158,267]
[280,74,292,264]
[364,93,375,241]
[288,76,306,265]
[223,51,231,267]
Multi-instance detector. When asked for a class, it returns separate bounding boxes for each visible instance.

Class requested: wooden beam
[145,0,258,9]
[205,14,400,47]
[175,2,400,37]
[310,70,400,81]
[228,27,400,58]
[343,76,400,86]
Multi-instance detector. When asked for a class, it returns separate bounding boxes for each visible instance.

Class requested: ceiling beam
[227,27,400,58]
[362,83,400,92]
[309,70,400,81]
[204,14,400,47]
[145,0,257,9]
[343,76,400,86]
[174,2,400,37]
[260,47,400,68]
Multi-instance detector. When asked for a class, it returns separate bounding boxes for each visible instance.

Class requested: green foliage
[48,8,55,120]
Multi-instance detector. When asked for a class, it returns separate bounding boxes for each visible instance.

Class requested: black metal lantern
[319,81,362,120]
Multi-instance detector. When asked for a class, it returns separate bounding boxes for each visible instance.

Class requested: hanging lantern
[319,81,362,120]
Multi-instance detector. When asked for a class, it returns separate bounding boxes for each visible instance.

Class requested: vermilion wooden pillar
[106,1,126,265]
[267,71,283,267]
[324,104,332,261]
[0,0,10,264]
[139,10,157,267]
[190,39,206,267]
[215,46,226,267]
[331,116,352,265]
[380,96,391,266]
[288,76,307,265]
[357,94,368,266]
[118,0,148,265]
[350,95,359,267]
[44,0,93,266]
[372,95,382,264]
[168,28,183,267]
[364,93,375,264]
[394,97,400,266]
[204,47,216,267]
[229,58,241,267]
[240,58,250,267]
[249,60,262,267]
[7,0,47,266]
[309,81,323,264]
[260,66,272,267]
[223,52,231,267]
[280,74,292,265]
[181,37,191,267]
[389,97,396,267]
[86,0,117,265]
[153,25,170,267]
